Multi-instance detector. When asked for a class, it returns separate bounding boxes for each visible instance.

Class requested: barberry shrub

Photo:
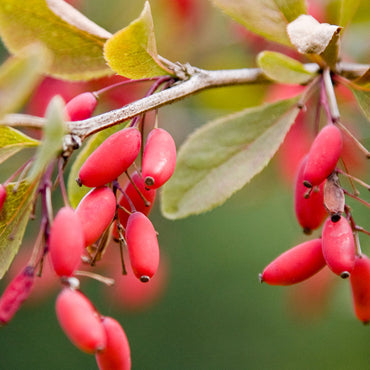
[0,0,368,369]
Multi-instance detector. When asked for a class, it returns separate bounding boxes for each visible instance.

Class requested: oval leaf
[257,51,316,84]
[0,180,38,279]
[161,97,301,219]
[212,0,307,47]
[0,44,49,117]
[0,0,112,80]
[29,96,66,180]
[104,1,172,79]
[0,126,39,165]
[67,123,127,208]
[338,0,361,29]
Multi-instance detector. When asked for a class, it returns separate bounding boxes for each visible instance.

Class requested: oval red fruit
[76,186,116,246]
[49,207,85,277]
[322,217,355,278]
[294,156,327,233]
[0,266,34,325]
[350,255,370,324]
[56,288,106,353]
[303,124,342,187]
[260,238,325,285]
[125,212,160,282]
[65,92,98,121]
[142,128,176,189]
[78,128,141,188]
[96,317,131,370]
[0,184,6,211]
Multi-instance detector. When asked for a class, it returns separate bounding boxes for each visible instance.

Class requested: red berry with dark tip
[0,184,6,211]
[56,288,106,353]
[350,255,370,324]
[78,128,141,188]
[96,316,131,370]
[49,207,85,277]
[76,186,116,246]
[260,238,325,285]
[322,217,355,278]
[125,212,160,282]
[142,128,176,189]
[65,92,98,121]
[303,124,342,187]
[294,156,327,233]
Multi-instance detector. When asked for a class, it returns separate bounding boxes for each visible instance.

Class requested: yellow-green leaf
[212,0,307,47]
[104,1,172,79]
[68,123,127,208]
[257,51,316,84]
[352,68,370,91]
[350,88,370,122]
[29,96,66,180]
[0,180,38,279]
[161,97,301,219]
[338,0,361,29]
[0,126,39,164]
[0,44,49,117]
[0,0,112,80]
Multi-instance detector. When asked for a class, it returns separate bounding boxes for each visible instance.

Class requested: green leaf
[212,0,307,47]
[0,180,38,279]
[29,96,66,180]
[161,97,301,219]
[338,0,361,29]
[104,1,172,79]
[350,88,370,122]
[0,0,112,80]
[68,123,127,208]
[0,44,49,117]
[257,51,316,84]
[352,68,370,91]
[0,126,39,165]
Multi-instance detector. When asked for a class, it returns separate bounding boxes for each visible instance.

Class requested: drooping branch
[1,62,368,140]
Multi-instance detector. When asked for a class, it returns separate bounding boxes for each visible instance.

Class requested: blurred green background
[0,0,369,369]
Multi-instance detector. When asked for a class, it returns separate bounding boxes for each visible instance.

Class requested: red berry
[260,238,325,285]
[125,212,160,282]
[78,128,141,188]
[350,255,370,324]
[96,317,131,370]
[303,124,342,187]
[294,156,327,233]
[76,186,116,246]
[116,171,156,230]
[49,207,85,277]
[65,92,98,121]
[56,288,106,353]
[322,217,355,278]
[0,266,34,325]
[142,128,176,189]
[0,184,6,211]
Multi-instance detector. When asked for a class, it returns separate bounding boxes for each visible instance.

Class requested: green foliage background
[0,0,369,369]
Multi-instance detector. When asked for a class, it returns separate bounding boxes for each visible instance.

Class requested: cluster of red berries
[260,123,370,323]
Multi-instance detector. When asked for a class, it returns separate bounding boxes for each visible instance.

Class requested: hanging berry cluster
[0,81,177,369]
[260,79,370,324]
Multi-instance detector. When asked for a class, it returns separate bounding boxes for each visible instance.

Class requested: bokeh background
[0,0,369,369]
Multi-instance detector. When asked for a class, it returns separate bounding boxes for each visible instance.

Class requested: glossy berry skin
[260,238,325,285]
[65,92,98,121]
[303,124,342,187]
[142,128,176,189]
[96,317,131,370]
[56,288,106,353]
[0,266,34,325]
[78,128,141,188]
[322,217,355,278]
[117,171,156,228]
[0,184,6,211]
[76,186,116,246]
[294,156,327,233]
[49,207,85,277]
[125,212,160,282]
[350,255,370,324]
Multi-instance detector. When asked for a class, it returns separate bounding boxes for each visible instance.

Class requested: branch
[1,62,367,140]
